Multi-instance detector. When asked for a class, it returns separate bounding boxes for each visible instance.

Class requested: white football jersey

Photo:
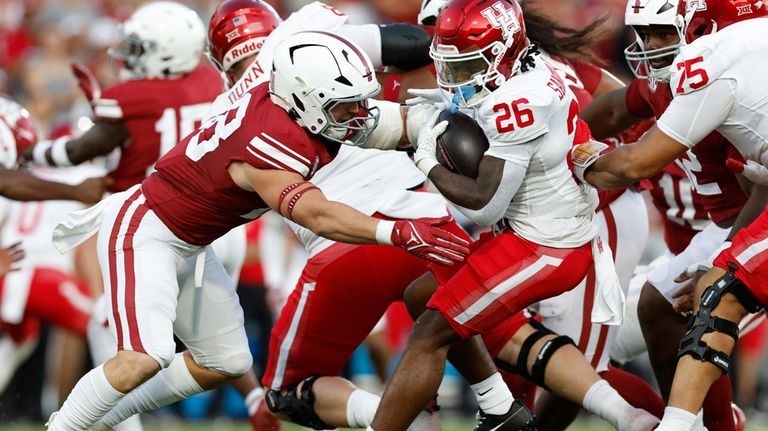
[465,54,597,247]
[658,18,768,164]
[288,145,450,257]
[205,2,349,119]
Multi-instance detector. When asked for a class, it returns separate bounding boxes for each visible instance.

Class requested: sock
[702,375,735,431]
[0,336,37,393]
[583,380,630,428]
[101,353,203,427]
[48,365,125,431]
[470,373,513,415]
[600,366,665,418]
[656,407,697,431]
[346,389,381,427]
[693,410,705,431]
[244,387,265,417]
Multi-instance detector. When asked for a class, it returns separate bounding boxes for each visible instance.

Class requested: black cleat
[474,400,536,431]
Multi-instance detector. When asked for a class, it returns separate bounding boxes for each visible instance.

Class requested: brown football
[435,109,489,178]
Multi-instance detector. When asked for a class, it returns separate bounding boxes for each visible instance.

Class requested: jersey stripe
[94,99,124,119]
[261,132,312,165]
[249,136,310,176]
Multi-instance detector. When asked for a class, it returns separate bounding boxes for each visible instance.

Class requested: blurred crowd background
[0,0,767,427]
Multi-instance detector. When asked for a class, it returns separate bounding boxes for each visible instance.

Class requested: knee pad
[193,349,253,377]
[677,270,761,374]
[265,376,332,430]
[494,318,574,389]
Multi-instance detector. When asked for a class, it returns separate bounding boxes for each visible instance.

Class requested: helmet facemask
[109,28,152,80]
[431,41,524,107]
[321,98,380,146]
[624,25,681,82]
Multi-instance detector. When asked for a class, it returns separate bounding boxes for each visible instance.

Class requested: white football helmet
[270,31,381,147]
[624,0,681,82]
[418,0,449,25]
[109,1,206,80]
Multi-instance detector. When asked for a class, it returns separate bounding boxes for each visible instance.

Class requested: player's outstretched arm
[0,168,110,203]
[24,120,129,167]
[231,162,469,265]
[576,126,688,188]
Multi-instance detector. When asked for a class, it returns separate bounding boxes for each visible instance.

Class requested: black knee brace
[495,318,575,389]
[379,23,431,70]
[678,270,762,374]
[265,376,333,430]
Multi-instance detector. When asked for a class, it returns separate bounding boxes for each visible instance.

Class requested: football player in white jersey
[571,1,768,429]
[367,0,630,430]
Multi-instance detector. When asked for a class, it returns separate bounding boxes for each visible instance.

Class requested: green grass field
[1,418,767,431]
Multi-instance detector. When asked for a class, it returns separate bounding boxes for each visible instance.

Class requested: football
[435,109,489,178]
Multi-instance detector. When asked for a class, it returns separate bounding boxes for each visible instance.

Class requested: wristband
[375,220,395,245]
[32,140,53,166]
[416,158,439,176]
[50,136,74,167]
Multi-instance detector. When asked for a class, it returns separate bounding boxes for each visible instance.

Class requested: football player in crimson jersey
[46,31,468,431]
[570,0,768,428]
[23,1,223,193]
[579,1,761,429]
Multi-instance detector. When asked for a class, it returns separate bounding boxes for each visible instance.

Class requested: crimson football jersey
[142,83,338,246]
[625,78,747,225]
[93,65,223,192]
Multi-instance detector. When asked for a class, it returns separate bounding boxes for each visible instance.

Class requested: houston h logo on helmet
[480,1,521,39]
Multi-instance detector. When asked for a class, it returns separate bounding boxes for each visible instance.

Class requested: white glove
[570,140,609,187]
[727,158,768,186]
[405,88,451,107]
[414,111,447,175]
[417,0,450,24]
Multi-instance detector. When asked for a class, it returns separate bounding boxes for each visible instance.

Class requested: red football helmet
[0,96,37,168]
[675,0,768,44]
[207,0,281,77]
[430,0,529,106]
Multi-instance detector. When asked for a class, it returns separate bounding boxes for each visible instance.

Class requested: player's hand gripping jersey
[142,83,337,246]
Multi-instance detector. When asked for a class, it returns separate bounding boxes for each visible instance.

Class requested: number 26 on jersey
[493,98,534,133]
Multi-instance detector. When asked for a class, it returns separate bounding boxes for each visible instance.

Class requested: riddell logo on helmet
[224,38,266,67]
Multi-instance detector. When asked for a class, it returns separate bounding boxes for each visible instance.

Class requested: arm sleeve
[360,99,403,150]
[337,24,383,69]
[656,78,736,148]
[453,143,533,226]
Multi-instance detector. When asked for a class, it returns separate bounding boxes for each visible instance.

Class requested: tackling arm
[228,161,469,264]
[0,168,109,203]
[580,125,689,188]
[25,120,129,167]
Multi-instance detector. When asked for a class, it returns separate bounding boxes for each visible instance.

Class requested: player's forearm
[429,166,492,210]
[0,169,80,201]
[294,200,380,245]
